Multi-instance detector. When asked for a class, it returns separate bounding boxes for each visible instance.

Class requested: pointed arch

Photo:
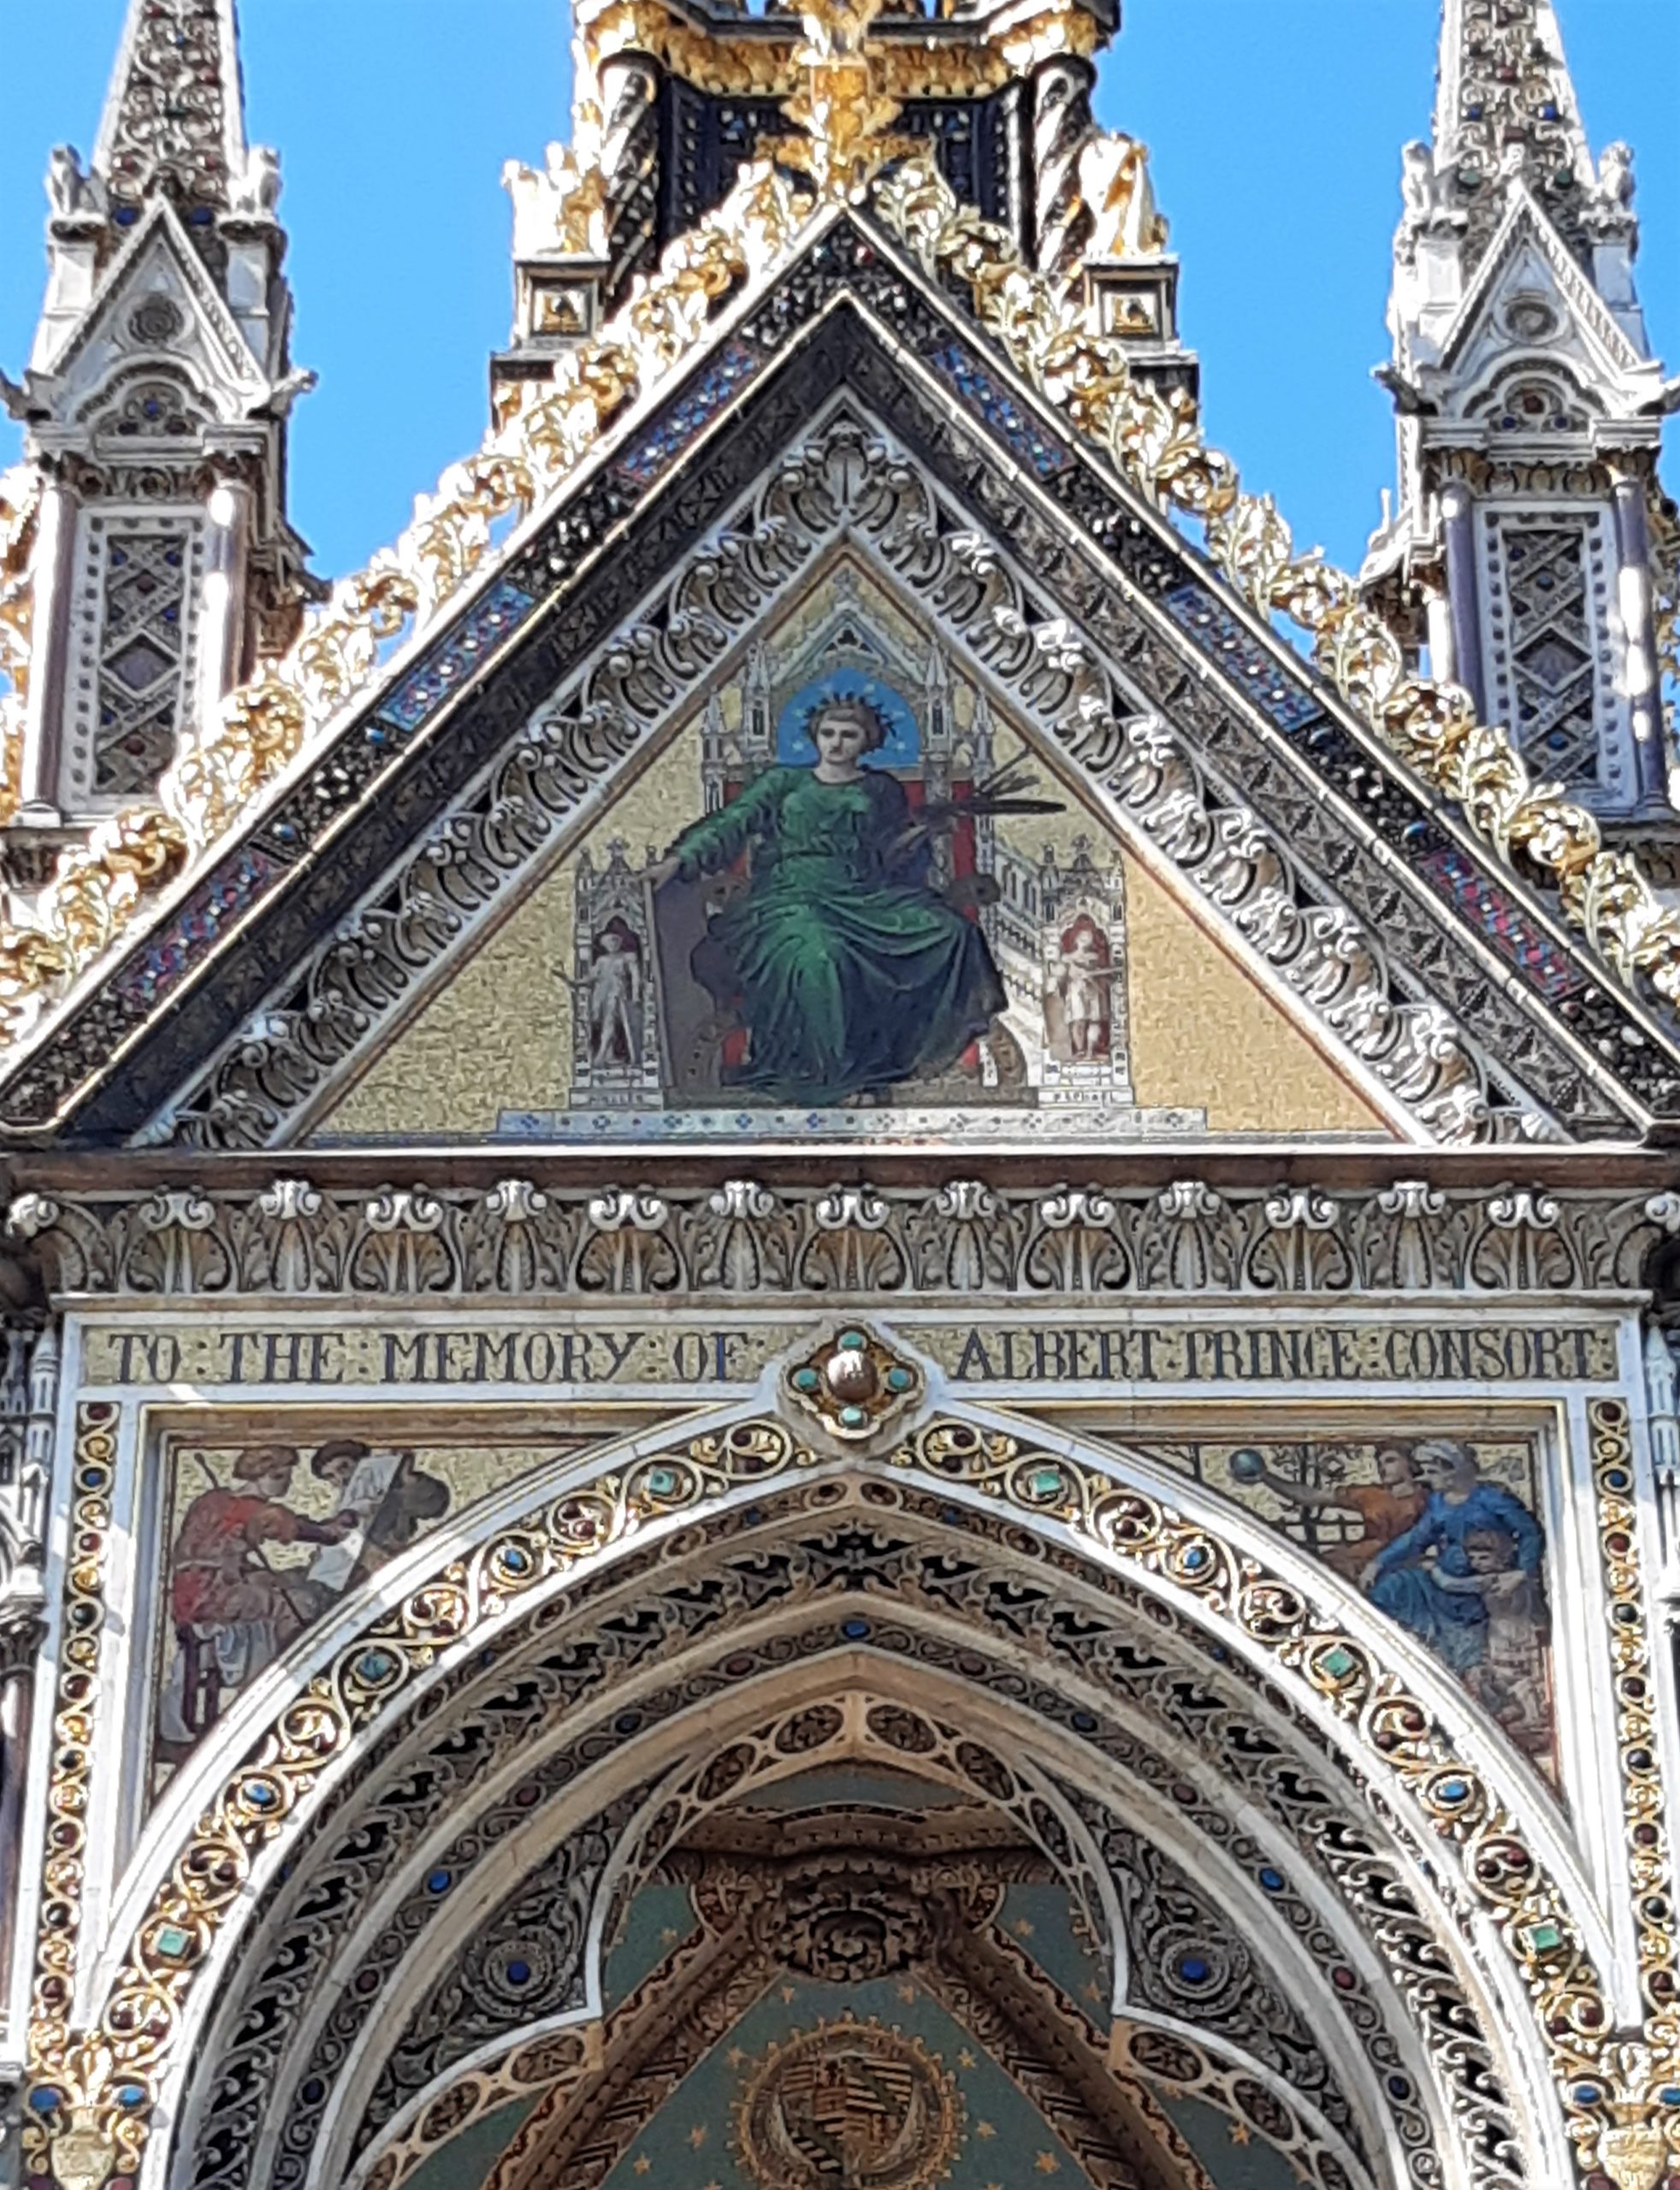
[51,1402,1616,2189]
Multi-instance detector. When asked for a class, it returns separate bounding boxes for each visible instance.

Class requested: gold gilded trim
[21,1415,1630,2181]
[575,0,1099,102]
[873,157,1680,1041]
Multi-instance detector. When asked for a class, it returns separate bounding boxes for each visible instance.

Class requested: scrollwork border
[21,1412,1636,2185]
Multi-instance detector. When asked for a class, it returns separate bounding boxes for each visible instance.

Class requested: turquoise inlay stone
[838,1405,868,1429]
[1026,1465,1064,1501]
[1520,1921,1565,1956]
[1317,1645,1357,1682]
[645,1467,677,1497]
[154,1924,190,1960]
[885,1366,914,1392]
[838,1330,867,1352]
[793,1367,821,1392]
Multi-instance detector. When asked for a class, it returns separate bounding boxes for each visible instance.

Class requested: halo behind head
[803,694,890,755]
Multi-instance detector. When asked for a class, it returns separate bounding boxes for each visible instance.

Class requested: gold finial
[773,0,920,201]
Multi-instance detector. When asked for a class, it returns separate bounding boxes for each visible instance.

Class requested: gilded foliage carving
[872,157,1680,1039]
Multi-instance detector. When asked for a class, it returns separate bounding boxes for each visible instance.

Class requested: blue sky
[1,2,1674,582]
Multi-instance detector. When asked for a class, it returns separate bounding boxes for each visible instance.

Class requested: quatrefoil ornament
[784,1326,921,1441]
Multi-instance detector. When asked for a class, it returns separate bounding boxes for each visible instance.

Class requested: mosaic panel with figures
[144,1428,617,1800]
[320,564,1384,1143]
[1112,1431,1557,1777]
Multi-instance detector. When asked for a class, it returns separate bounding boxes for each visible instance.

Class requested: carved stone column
[197,477,254,735]
[0,1316,54,2047]
[1418,565,1457,689]
[1610,468,1669,804]
[1438,477,1486,721]
[599,51,664,299]
[15,472,78,826]
[1030,56,1097,290]
[1645,1319,1680,1607]
[0,1610,42,2031]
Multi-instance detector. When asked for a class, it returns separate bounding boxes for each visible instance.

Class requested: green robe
[670,766,1005,1105]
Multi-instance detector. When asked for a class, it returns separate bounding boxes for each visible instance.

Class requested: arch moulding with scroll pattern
[26,1394,1652,2190]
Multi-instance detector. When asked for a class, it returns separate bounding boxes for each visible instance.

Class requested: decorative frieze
[8,1175,1674,1302]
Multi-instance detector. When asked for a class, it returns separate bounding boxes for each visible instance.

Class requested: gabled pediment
[0,210,1670,1151]
[309,534,1389,1146]
[23,199,274,436]
[1419,187,1662,424]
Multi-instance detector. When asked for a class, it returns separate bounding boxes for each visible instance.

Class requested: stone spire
[1364,0,1677,837]
[92,0,249,222]
[1432,0,1593,266]
[0,0,312,873]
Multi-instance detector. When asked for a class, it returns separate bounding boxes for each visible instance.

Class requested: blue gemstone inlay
[379,577,539,733]
[1176,1954,1212,1985]
[426,1868,453,1895]
[841,1617,871,1640]
[1163,581,1324,732]
[1258,1867,1285,1892]
[613,339,761,491]
[928,342,1073,480]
